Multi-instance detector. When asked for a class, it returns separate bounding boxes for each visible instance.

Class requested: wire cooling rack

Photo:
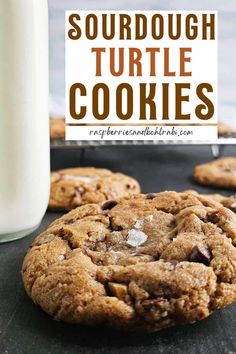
[51,134,236,148]
[50,134,236,158]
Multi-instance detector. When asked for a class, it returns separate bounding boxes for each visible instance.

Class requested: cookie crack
[57,228,76,250]
[107,216,124,232]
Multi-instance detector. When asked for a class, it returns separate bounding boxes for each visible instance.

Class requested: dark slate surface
[1,145,236,354]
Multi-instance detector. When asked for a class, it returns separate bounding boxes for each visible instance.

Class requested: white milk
[0,0,50,242]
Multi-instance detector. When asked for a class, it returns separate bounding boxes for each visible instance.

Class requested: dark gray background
[1,145,236,354]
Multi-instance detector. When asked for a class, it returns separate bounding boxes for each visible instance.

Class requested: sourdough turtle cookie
[50,117,65,139]
[22,191,236,332]
[193,157,236,189]
[49,167,141,210]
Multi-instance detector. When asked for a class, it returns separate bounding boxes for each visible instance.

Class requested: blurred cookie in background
[49,167,141,210]
[50,117,65,139]
[218,122,232,137]
[193,157,236,189]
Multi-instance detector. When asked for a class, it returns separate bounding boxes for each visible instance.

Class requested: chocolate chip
[169,219,176,228]
[65,219,74,225]
[146,193,156,200]
[188,245,212,265]
[207,212,220,224]
[102,200,118,210]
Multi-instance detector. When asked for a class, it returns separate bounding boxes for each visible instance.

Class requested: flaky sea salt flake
[63,175,99,183]
[127,229,148,247]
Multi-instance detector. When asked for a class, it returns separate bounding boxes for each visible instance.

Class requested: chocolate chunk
[102,200,118,210]
[188,245,212,265]
[146,193,157,200]
[169,219,176,228]
[207,212,220,224]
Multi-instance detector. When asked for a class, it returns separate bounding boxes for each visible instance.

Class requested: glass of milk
[0,0,50,242]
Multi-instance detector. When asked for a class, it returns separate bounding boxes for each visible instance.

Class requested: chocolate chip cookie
[22,191,236,332]
[50,117,65,139]
[193,157,236,189]
[49,167,141,210]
